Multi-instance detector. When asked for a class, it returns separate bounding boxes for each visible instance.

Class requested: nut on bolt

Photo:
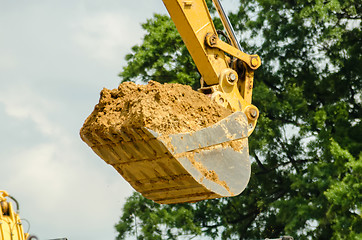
[222,69,238,86]
[251,56,259,67]
[228,72,237,83]
[250,108,257,118]
[245,106,259,120]
[206,33,218,46]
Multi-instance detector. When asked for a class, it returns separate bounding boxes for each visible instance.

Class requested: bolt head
[210,35,217,45]
[251,57,259,67]
[250,108,257,118]
[229,73,236,81]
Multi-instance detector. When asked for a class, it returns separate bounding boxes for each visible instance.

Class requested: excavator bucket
[80,111,250,204]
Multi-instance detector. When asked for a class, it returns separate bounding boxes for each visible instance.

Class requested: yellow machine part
[0,191,29,240]
[82,0,261,204]
[81,112,251,204]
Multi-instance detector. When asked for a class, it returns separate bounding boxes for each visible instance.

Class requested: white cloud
[72,12,142,65]
[0,1,169,239]
[4,138,133,239]
[0,53,18,71]
[0,85,64,138]
[0,84,133,239]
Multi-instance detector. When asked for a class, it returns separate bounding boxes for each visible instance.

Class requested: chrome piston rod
[212,0,242,51]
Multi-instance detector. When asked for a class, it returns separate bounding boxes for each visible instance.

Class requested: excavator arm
[162,0,261,134]
[80,0,261,204]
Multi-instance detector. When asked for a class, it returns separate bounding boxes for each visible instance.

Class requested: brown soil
[80,81,232,136]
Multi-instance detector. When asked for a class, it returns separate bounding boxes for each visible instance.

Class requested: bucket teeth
[81,111,251,204]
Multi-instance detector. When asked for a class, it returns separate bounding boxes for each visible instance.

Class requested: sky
[0,0,238,239]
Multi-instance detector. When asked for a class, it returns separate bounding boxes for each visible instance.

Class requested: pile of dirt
[80,81,232,137]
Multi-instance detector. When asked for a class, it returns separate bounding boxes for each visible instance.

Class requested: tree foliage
[116,0,361,239]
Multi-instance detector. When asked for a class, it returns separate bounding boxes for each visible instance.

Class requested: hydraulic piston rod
[211,0,242,50]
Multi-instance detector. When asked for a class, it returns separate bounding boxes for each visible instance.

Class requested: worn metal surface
[80,112,251,204]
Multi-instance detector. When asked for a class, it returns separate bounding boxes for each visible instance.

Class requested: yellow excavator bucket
[80,81,251,204]
[81,111,250,204]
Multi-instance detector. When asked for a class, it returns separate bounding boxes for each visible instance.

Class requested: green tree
[116,0,361,239]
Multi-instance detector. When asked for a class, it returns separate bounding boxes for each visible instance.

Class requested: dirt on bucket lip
[80,80,232,137]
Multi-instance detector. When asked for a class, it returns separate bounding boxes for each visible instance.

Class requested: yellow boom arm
[162,0,261,134]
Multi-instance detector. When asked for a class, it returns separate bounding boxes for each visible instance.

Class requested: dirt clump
[80,81,232,137]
